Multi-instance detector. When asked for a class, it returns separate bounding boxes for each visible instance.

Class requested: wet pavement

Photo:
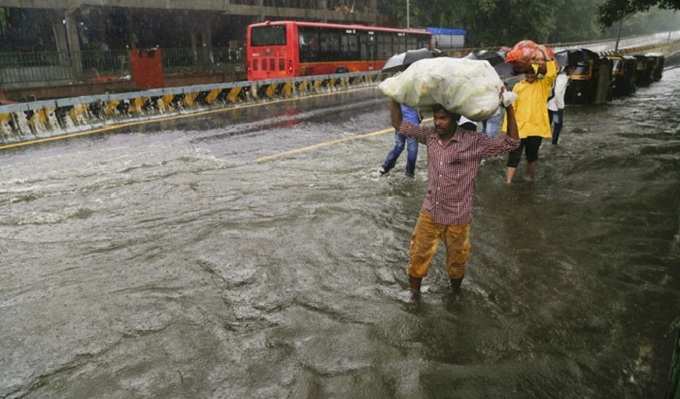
[1,71,679,398]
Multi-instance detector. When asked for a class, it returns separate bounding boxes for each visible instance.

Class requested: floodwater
[1,70,679,398]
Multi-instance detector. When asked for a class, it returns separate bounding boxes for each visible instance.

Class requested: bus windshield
[251,26,287,46]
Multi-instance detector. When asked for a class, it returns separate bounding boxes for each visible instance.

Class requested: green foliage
[380,0,603,46]
[602,7,680,36]
[0,8,8,34]
[378,0,679,47]
[598,0,680,27]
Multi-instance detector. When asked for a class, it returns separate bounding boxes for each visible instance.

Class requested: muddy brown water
[1,70,679,398]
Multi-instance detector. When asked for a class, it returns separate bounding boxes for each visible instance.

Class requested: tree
[378,0,677,47]
[0,8,8,34]
[602,6,680,36]
[599,0,680,26]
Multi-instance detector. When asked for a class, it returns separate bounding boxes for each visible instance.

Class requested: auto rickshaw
[608,54,637,97]
[633,55,653,87]
[564,49,611,105]
[645,53,665,82]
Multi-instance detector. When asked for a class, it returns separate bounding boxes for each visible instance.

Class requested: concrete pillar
[64,9,82,77]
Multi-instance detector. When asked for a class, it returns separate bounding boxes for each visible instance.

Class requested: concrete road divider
[0,71,384,149]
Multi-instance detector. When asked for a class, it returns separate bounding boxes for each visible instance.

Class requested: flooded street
[1,70,679,398]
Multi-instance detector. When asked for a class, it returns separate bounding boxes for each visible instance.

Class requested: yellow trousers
[408,211,471,279]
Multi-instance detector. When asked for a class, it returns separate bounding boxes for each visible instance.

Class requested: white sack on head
[378,57,504,121]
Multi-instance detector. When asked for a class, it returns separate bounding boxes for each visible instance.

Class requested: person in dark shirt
[394,98,520,301]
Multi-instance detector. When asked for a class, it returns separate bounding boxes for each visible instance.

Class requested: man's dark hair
[432,104,460,121]
[431,104,449,115]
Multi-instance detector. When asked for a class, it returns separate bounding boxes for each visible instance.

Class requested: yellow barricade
[37,108,49,129]
[205,89,222,104]
[281,82,293,98]
[265,84,277,98]
[130,97,146,114]
[105,100,120,116]
[227,87,242,103]
[162,94,174,107]
[183,92,198,108]
[0,113,11,135]
[70,104,88,124]
[297,81,309,95]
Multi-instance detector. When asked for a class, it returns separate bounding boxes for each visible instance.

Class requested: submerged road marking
[0,86,376,152]
[256,117,435,163]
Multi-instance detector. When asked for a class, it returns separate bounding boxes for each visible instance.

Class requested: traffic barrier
[0,71,384,148]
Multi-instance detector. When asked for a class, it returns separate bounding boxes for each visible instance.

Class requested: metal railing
[0,49,129,86]
[81,50,130,76]
[0,70,383,148]
[0,47,245,86]
[162,48,244,73]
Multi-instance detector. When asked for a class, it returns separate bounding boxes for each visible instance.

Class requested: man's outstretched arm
[505,104,519,141]
[390,100,431,144]
[480,103,520,158]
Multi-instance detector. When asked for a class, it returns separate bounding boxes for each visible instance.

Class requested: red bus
[246,20,431,81]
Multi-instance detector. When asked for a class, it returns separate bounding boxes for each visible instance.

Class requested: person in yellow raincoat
[503,52,558,184]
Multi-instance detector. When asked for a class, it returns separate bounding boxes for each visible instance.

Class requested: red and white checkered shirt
[400,122,520,225]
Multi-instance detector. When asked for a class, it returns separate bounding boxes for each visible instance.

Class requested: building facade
[0,0,381,52]
[0,0,382,97]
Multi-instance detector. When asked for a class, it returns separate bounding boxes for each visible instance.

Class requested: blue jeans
[382,132,418,176]
[549,109,564,144]
[483,108,504,138]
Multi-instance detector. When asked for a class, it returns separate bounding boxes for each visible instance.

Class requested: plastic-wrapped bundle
[505,40,555,70]
[506,40,538,64]
[538,45,556,60]
[378,57,504,121]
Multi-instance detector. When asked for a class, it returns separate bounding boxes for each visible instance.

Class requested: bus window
[320,30,340,61]
[387,34,395,57]
[386,34,396,56]
[368,33,377,60]
[341,32,358,61]
[299,28,319,62]
[377,33,391,59]
[407,35,418,50]
[359,32,368,60]
[251,26,287,46]
[360,32,377,61]
[395,33,406,54]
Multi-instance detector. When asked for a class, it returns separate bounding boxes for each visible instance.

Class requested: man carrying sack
[394,94,520,301]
